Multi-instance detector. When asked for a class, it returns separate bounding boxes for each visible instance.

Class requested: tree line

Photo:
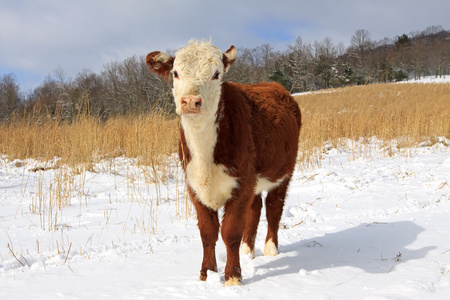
[1,25,449,123]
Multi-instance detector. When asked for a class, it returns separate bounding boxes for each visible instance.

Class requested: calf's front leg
[191,190,220,281]
[221,196,246,286]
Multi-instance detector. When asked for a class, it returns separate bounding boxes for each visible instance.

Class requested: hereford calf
[146,40,301,286]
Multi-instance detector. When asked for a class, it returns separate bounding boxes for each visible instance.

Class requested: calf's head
[146,40,236,119]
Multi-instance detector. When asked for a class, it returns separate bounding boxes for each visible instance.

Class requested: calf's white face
[146,40,236,120]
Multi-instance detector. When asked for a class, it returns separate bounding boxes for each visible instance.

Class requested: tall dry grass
[294,83,450,165]
[0,113,179,166]
[1,83,449,167]
[1,82,448,167]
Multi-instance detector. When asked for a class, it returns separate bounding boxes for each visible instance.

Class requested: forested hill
[1,25,449,123]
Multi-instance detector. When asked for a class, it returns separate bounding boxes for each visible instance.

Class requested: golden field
[294,82,449,165]
[1,82,449,167]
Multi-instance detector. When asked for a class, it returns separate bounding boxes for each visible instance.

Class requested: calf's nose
[181,96,203,112]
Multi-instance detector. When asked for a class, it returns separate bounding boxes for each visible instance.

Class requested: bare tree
[313,37,339,88]
[73,69,106,117]
[350,29,373,56]
[348,29,374,83]
[283,36,314,92]
[411,37,428,79]
[0,73,21,122]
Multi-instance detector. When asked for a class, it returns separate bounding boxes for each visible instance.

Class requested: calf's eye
[173,71,179,79]
[212,72,220,80]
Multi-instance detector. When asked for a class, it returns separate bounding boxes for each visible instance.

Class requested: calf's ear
[223,46,236,72]
[146,51,174,78]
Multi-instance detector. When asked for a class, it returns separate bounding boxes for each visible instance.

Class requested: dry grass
[1,83,448,168]
[294,83,450,166]
[0,113,179,166]
[1,82,449,168]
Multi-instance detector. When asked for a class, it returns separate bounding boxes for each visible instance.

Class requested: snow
[292,75,450,97]
[399,75,450,84]
[1,138,449,299]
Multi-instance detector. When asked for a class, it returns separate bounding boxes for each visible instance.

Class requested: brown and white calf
[146,40,301,286]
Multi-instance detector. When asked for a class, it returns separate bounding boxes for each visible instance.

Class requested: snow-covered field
[1,138,449,299]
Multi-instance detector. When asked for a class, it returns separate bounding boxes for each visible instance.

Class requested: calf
[146,40,301,286]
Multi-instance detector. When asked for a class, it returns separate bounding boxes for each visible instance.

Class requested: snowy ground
[292,75,450,97]
[400,75,450,84]
[1,138,449,299]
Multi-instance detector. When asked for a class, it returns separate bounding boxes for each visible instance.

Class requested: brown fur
[178,81,301,283]
[146,51,174,79]
[222,46,237,71]
[147,44,301,285]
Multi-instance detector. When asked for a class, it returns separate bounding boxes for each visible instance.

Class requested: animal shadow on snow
[247,221,435,284]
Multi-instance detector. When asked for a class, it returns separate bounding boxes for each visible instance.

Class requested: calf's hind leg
[241,194,262,258]
[264,178,290,256]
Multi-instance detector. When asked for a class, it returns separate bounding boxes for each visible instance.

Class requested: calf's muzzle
[181,96,203,114]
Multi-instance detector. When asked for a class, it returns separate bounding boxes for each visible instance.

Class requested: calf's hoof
[224,277,242,287]
[264,238,278,256]
[199,270,208,281]
[240,242,256,259]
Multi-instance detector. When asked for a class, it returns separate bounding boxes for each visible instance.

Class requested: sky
[1,0,450,92]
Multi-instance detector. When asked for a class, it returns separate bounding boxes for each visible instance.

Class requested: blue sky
[1,0,450,92]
